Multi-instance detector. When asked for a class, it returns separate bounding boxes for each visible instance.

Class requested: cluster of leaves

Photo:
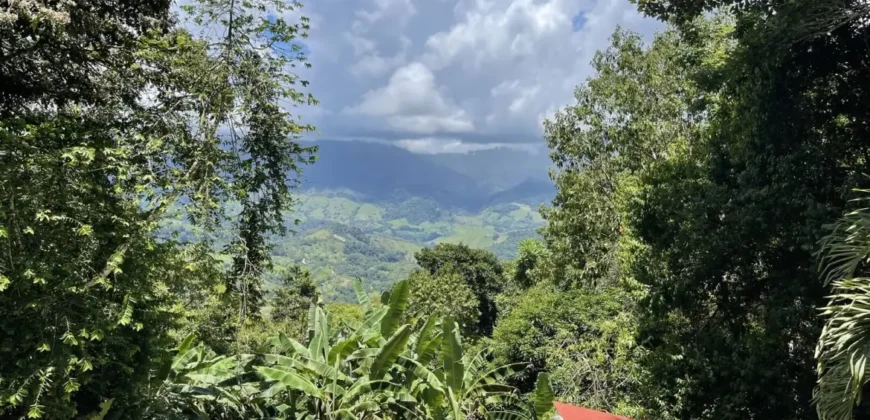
[0,0,316,416]
[143,279,556,420]
[814,191,870,420]
[530,0,870,417]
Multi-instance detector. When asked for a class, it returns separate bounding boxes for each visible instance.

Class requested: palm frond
[815,191,870,420]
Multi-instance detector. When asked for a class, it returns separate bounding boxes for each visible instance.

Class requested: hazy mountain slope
[428,148,552,190]
[302,141,490,209]
[160,141,554,301]
[301,140,555,209]
[487,178,556,206]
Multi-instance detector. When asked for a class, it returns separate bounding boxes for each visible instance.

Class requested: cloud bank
[295,0,662,153]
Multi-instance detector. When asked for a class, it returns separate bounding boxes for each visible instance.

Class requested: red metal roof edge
[553,402,632,420]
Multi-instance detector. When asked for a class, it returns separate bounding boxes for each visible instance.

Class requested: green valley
[270,191,546,301]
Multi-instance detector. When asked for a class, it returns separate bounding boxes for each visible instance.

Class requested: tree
[270,264,321,339]
[492,282,646,419]
[0,0,170,110]
[407,268,479,336]
[539,23,713,417]
[619,6,870,418]
[0,0,317,416]
[540,15,852,417]
[541,25,710,289]
[414,244,505,337]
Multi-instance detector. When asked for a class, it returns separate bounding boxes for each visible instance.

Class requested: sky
[291,0,662,154]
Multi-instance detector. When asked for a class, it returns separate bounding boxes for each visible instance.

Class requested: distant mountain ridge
[428,147,552,191]
[161,140,555,301]
[487,178,555,207]
[300,140,555,210]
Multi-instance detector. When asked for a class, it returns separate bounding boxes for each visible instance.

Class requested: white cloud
[353,62,446,115]
[349,62,474,134]
[396,137,539,154]
[355,0,417,27]
[296,0,661,152]
[387,115,474,134]
[490,79,542,115]
[346,35,411,78]
[423,0,578,70]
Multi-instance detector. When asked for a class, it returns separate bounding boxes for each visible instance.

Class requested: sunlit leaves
[815,193,870,420]
[2,0,320,415]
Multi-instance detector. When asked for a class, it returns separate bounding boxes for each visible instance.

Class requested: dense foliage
[537,1,870,417]
[3,0,870,418]
[0,0,315,415]
[414,244,505,337]
[143,280,554,420]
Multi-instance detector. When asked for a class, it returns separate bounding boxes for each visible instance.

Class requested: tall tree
[414,244,505,337]
[229,206,271,321]
[0,0,317,416]
[622,1,870,417]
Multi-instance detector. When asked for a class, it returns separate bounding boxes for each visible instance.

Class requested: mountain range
[162,139,556,301]
[300,140,555,210]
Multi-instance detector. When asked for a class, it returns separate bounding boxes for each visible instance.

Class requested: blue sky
[284,0,661,154]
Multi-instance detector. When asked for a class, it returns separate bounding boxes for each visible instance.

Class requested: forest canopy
[1,0,869,419]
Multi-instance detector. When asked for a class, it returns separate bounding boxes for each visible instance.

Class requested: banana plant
[142,332,261,419]
[255,279,427,419]
[401,316,548,420]
[147,279,552,420]
[488,374,555,420]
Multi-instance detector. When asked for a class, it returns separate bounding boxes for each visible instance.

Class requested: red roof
[553,402,631,420]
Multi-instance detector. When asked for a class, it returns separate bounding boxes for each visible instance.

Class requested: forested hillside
[2,0,870,419]
[279,193,545,300]
[161,191,547,301]
[299,140,554,210]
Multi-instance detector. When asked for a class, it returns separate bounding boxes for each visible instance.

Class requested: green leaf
[0,274,10,292]
[255,366,321,398]
[400,356,444,390]
[533,373,554,419]
[442,317,464,393]
[415,316,441,366]
[371,324,413,380]
[328,337,360,365]
[381,280,410,337]
[354,306,387,338]
[272,332,310,358]
[308,305,329,362]
[171,345,202,372]
[353,278,372,315]
[299,356,350,382]
[347,348,381,362]
[177,332,198,355]
[446,387,462,420]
